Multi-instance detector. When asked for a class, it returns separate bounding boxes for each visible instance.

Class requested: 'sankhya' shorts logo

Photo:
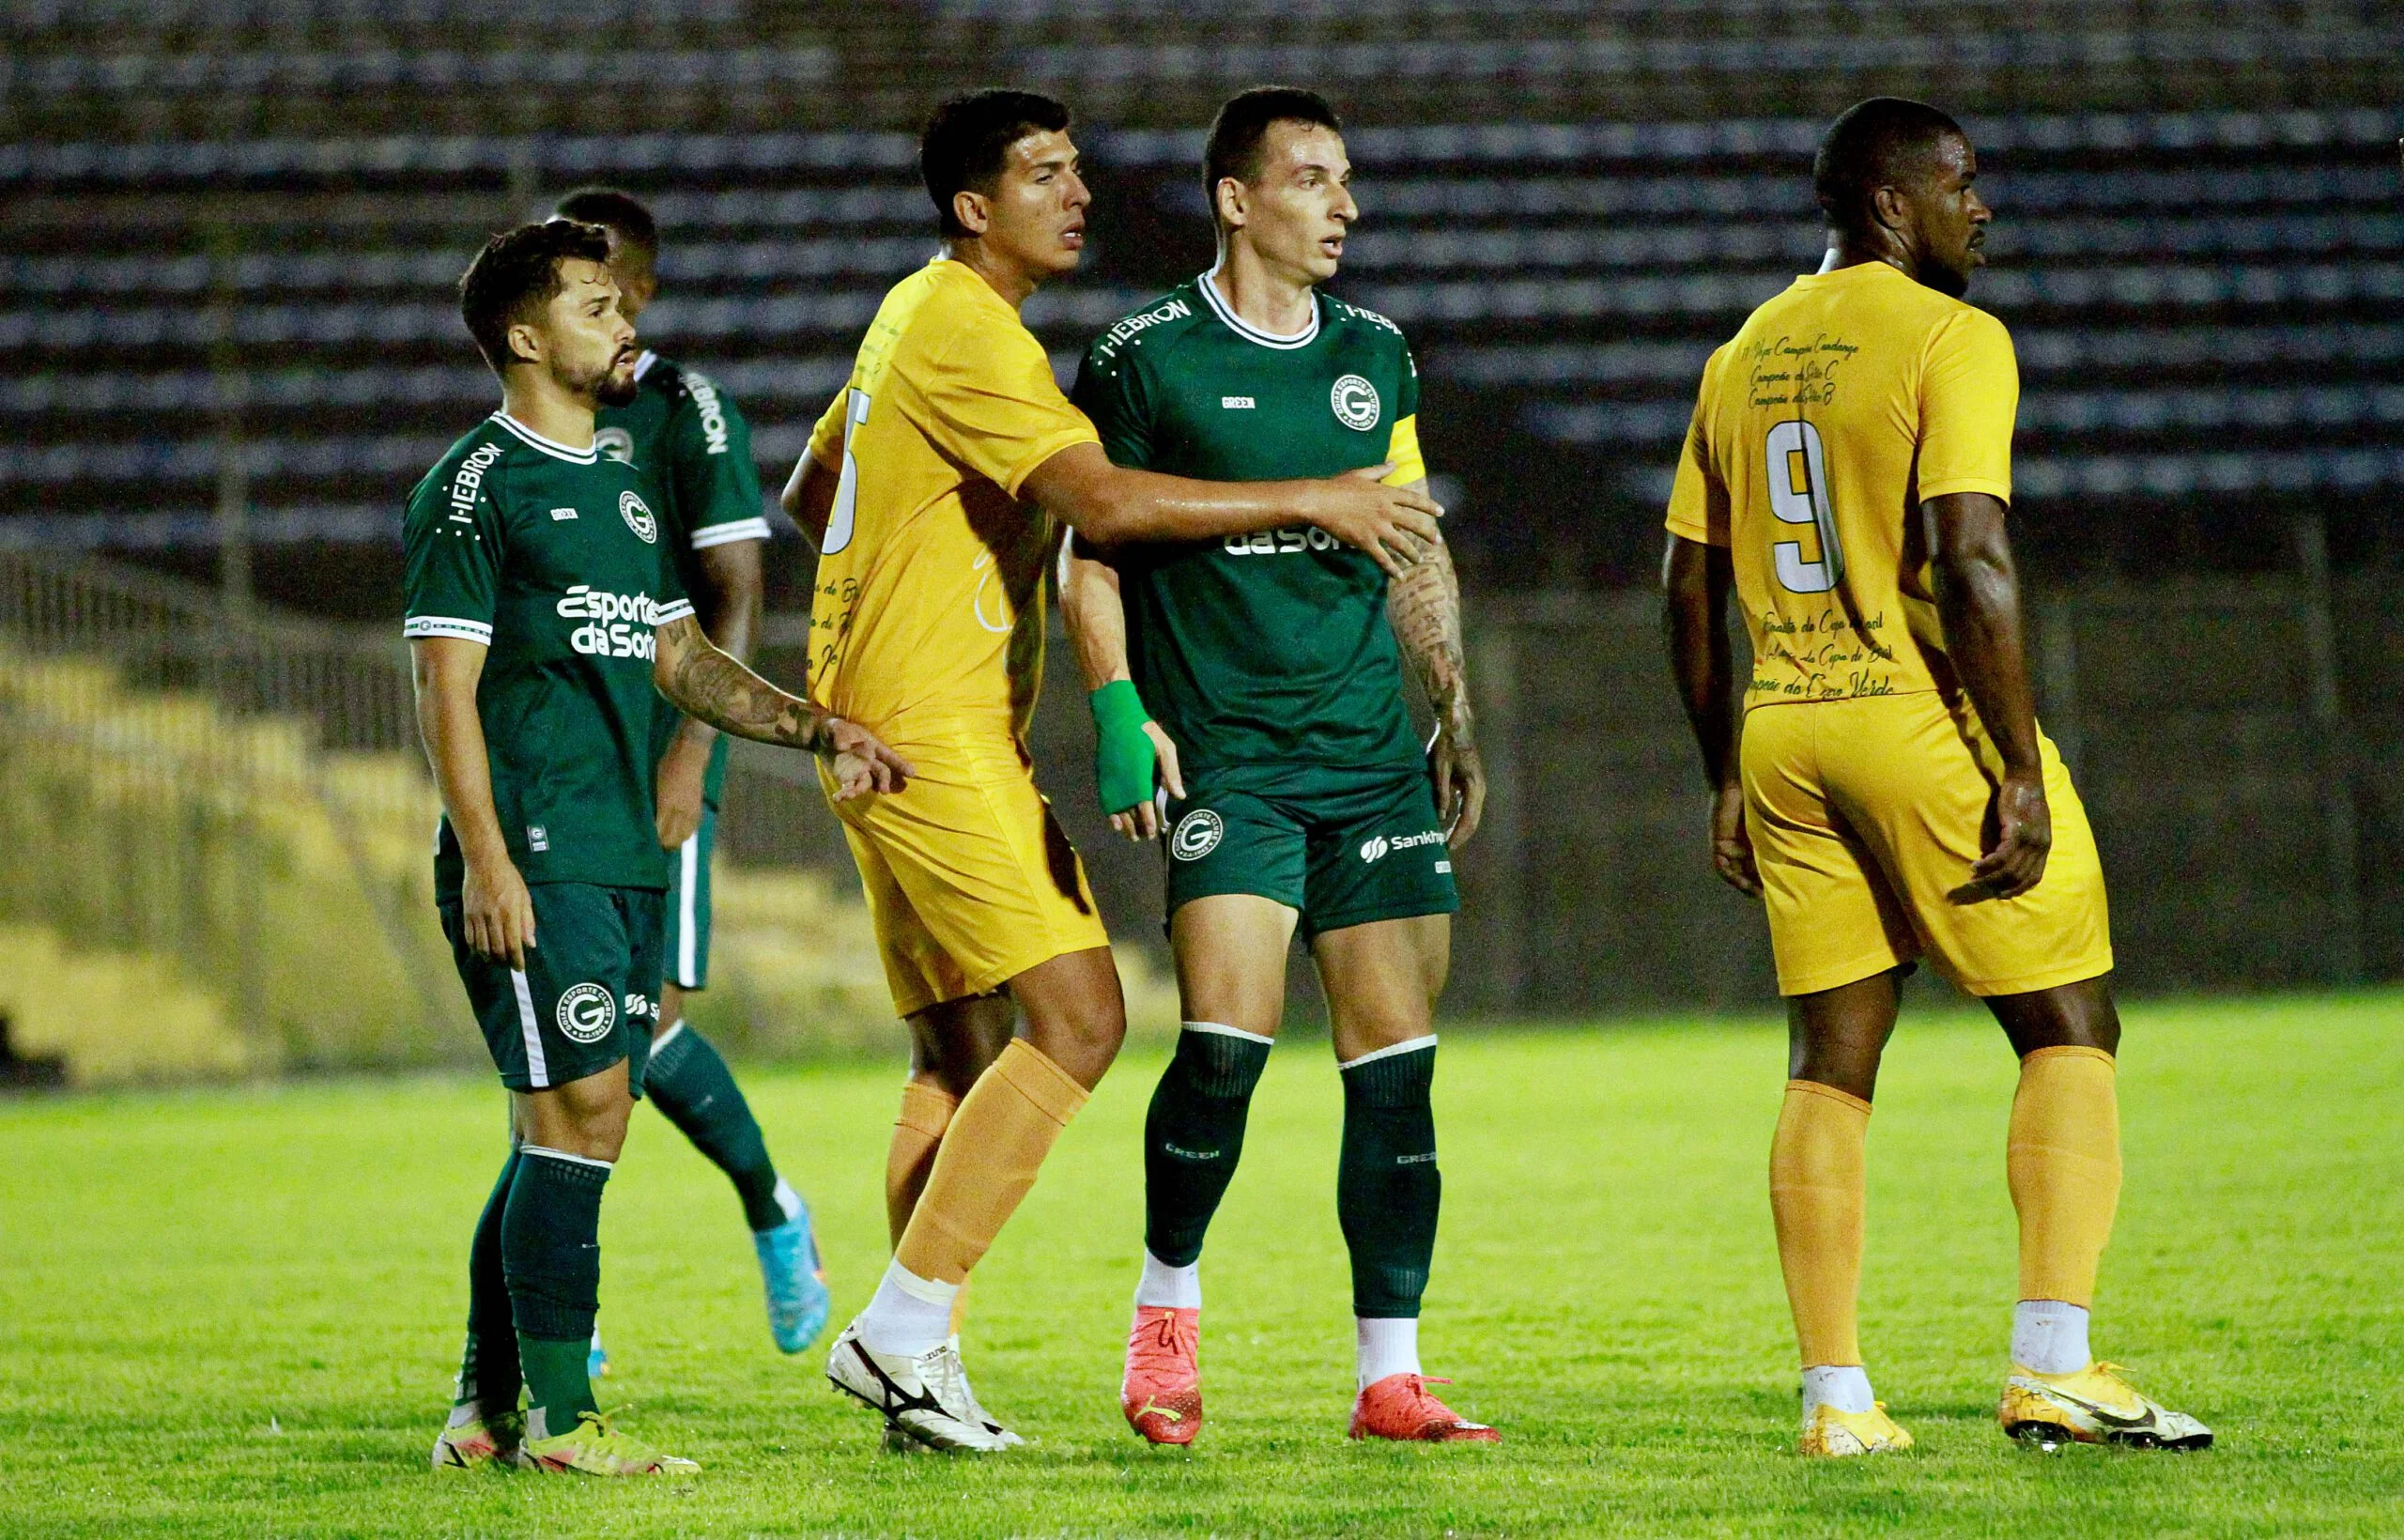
[1360,834,1391,863]
[594,426,636,465]
[1330,374,1381,432]
[1170,809,1225,862]
[555,982,618,1043]
[620,489,658,544]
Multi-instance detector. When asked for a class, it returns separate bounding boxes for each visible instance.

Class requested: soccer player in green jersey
[409,219,907,1477]
[551,187,831,1367]
[1060,88,1496,1445]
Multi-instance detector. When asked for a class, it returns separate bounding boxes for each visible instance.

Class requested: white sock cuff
[649,1019,686,1055]
[1183,1020,1275,1046]
[1135,1250,1203,1310]
[769,1176,803,1225]
[1800,1363,1876,1415]
[883,1258,961,1307]
[517,1145,613,1171]
[1338,1034,1437,1071]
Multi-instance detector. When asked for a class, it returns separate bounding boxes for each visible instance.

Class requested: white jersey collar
[490,410,597,464]
[1197,262,1320,350]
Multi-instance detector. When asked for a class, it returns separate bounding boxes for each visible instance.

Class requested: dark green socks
[648,1023,791,1232]
[455,1147,522,1413]
[502,1147,610,1433]
[1338,1040,1441,1319]
[1144,1025,1273,1267]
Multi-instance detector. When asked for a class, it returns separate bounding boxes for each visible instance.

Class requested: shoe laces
[574,1408,661,1462]
[1129,1313,1197,1375]
[1395,1375,1463,1418]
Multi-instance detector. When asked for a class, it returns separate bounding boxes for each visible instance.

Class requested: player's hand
[1109,722,1186,842]
[654,732,710,849]
[462,853,536,970]
[1304,466,1444,578]
[1431,705,1486,849]
[1958,771,2051,902]
[1709,781,1761,898]
[822,716,913,801]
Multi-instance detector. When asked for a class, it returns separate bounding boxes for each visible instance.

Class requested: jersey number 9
[1765,419,1843,595]
[824,388,872,556]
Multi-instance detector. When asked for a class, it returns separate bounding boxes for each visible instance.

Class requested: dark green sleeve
[1071,337,1156,470]
[670,371,772,551]
[401,453,505,645]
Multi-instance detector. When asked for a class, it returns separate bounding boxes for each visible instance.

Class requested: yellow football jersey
[806,257,1101,745]
[1665,260,2018,709]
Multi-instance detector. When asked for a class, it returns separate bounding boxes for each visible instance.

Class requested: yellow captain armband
[1380,413,1426,487]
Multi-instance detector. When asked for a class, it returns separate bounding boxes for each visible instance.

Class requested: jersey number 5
[823,388,872,556]
[1765,419,1843,594]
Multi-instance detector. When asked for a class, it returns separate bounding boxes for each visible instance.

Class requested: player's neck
[945,240,1047,311]
[499,372,598,452]
[1818,238,1915,283]
[1210,243,1316,338]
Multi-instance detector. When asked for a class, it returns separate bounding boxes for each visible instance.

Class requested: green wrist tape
[1089,680,1157,816]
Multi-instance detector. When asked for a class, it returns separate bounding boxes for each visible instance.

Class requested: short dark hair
[552,186,658,268]
[1204,86,1342,223]
[457,219,612,377]
[1812,97,1966,234]
[919,88,1071,239]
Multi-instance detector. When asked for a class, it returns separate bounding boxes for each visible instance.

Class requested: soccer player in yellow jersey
[779,89,1444,1451]
[1663,99,2211,1457]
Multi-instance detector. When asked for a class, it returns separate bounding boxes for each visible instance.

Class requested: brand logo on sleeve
[1331,374,1381,432]
[1169,809,1225,861]
[686,371,732,455]
[447,441,504,523]
[594,427,635,465]
[619,489,657,544]
[555,982,618,1043]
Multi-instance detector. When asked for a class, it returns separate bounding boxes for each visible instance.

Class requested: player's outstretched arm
[1024,441,1443,578]
[1058,539,1184,841]
[409,636,537,967]
[656,538,764,848]
[1661,532,1758,897]
[1386,495,1485,847]
[1923,490,2051,901]
[651,614,913,801]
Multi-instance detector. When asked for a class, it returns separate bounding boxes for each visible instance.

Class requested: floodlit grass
[3,993,2400,1536]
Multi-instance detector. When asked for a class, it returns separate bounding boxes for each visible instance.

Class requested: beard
[568,349,640,407]
[1922,254,1972,298]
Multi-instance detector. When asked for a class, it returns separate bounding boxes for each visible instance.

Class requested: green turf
[3,993,2400,1536]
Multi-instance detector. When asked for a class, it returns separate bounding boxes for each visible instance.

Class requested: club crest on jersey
[555,982,617,1043]
[619,489,657,544]
[1170,809,1224,861]
[1331,374,1380,432]
[594,426,636,465]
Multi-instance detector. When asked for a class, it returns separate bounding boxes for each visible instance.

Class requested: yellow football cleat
[1797,1401,1915,1456]
[521,1409,701,1476]
[1999,1363,2213,1451]
[430,1409,525,1472]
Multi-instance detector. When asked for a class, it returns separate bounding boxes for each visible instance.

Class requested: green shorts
[1162,762,1459,940]
[665,800,717,992]
[439,882,664,1096]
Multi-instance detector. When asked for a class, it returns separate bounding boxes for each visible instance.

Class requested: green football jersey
[1071,272,1425,771]
[403,411,692,901]
[597,350,769,806]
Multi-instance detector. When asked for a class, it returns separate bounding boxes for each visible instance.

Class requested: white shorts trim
[675,830,701,988]
[510,967,547,1087]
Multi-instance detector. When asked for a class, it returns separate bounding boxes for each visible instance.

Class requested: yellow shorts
[1741,691,2113,998]
[822,724,1111,1019]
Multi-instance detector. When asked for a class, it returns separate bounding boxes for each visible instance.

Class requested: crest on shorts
[556,981,618,1043]
[619,489,657,544]
[1330,374,1380,432]
[1169,808,1224,862]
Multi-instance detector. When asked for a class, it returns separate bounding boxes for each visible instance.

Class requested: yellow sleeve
[1380,413,1426,486]
[921,310,1102,498]
[1663,362,1730,547]
[807,388,847,466]
[1917,308,2017,504]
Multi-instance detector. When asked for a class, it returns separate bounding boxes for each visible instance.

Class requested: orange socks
[894,1040,1090,1286]
[1770,1080,1871,1368]
[2008,1045,2121,1307]
[886,1080,959,1249]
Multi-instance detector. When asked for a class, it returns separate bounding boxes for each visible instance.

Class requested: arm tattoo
[655,615,826,752]
[1386,542,1472,738]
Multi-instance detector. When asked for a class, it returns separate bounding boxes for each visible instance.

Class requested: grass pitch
[3,993,2400,1537]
